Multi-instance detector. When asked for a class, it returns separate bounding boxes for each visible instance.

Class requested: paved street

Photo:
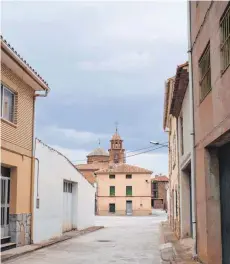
[6,211,166,264]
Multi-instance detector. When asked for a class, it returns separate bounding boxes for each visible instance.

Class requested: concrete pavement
[5,211,167,264]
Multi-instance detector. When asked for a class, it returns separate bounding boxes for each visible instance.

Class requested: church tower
[108,128,126,164]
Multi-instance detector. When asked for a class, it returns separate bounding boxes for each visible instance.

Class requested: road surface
[6,210,166,264]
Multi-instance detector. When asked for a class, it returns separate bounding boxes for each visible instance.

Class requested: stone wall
[9,213,31,246]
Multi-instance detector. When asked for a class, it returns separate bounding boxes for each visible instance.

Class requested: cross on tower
[115,121,119,133]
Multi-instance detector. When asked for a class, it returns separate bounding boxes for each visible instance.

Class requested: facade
[1,36,49,249]
[190,2,230,264]
[96,163,152,216]
[77,130,152,216]
[33,139,95,244]
[151,175,169,210]
[170,63,192,239]
[163,76,180,238]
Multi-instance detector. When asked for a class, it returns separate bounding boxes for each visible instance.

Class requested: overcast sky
[2,1,188,175]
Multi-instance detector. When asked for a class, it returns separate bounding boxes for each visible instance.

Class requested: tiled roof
[1,35,49,89]
[76,163,108,171]
[152,175,169,182]
[170,62,189,117]
[87,148,109,157]
[95,163,152,174]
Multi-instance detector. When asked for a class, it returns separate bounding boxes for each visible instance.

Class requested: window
[109,174,115,179]
[153,182,158,190]
[199,43,211,101]
[220,4,230,73]
[153,191,158,198]
[63,181,72,193]
[126,186,132,196]
[180,116,184,155]
[109,203,115,213]
[1,84,15,123]
[126,174,132,179]
[172,133,176,168]
[110,186,115,196]
[114,153,119,163]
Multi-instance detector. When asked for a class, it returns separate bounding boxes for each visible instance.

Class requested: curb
[1,226,104,263]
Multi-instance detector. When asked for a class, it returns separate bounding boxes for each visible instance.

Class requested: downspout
[187,1,197,258]
[30,89,49,243]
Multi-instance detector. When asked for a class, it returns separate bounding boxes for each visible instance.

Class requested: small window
[199,43,211,101]
[126,186,132,196]
[109,203,115,213]
[153,191,158,198]
[109,174,115,179]
[153,182,158,190]
[1,84,15,123]
[126,174,132,179]
[110,186,115,196]
[220,4,230,73]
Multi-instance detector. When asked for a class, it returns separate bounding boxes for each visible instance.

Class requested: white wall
[178,86,191,162]
[33,139,95,244]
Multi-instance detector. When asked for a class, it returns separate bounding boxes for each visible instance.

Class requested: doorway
[1,167,10,238]
[126,201,132,215]
[63,181,73,232]
[219,142,230,264]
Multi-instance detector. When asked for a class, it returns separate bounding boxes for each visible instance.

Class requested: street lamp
[150,141,169,148]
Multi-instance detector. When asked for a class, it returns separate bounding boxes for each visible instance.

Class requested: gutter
[30,90,49,243]
[187,1,197,258]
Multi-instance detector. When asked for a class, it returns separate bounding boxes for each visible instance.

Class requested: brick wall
[1,63,35,157]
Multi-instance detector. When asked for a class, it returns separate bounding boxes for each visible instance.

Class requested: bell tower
[108,124,125,164]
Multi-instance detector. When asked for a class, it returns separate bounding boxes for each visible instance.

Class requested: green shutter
[110,186,115,196]
[126,186,132,196]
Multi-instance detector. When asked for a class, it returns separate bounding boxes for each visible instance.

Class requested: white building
[33,139,95,244]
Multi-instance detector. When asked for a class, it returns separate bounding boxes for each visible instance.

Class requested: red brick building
[151,175,169,210]
[190,2,230,264]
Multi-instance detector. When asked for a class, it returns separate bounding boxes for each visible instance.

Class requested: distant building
[151,175,169,210]
[77,130,152,216]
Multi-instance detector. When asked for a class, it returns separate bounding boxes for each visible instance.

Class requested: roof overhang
[1,38,50,92]
[170,62,189,118]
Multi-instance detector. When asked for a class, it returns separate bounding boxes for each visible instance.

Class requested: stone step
[1,242,16,252]
[1,236,11,245]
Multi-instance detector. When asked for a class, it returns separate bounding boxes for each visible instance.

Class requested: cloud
[37,126,111,146]
[127,151,168,175]
[48,144,168,175]
[77,52,153,72]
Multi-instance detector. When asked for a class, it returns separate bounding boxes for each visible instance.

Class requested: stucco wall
[97,172,151,215]
[97,197,151,216]
[33,140,95,244]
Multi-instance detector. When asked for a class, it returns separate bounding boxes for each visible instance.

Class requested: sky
[1,1,188,175]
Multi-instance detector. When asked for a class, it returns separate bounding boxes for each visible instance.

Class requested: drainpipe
[187,1,197,258]
[30,89,49,243]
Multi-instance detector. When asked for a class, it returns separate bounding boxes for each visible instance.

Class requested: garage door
[63,181,73,232]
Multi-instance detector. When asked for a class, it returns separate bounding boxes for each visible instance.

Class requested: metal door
[63,181,73,232]
[219,142,230,264]
[1,176,10,238]
[126,201,132,215]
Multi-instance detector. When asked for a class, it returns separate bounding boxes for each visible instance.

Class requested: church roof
[111,132,122,140]
[87,147,109,157]
[95,163,152,174]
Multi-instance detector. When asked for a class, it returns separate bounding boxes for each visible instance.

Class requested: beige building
[1,36,49,249]
[163,76,180,238]
[77,130,152,216]
[96,163,152,216]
